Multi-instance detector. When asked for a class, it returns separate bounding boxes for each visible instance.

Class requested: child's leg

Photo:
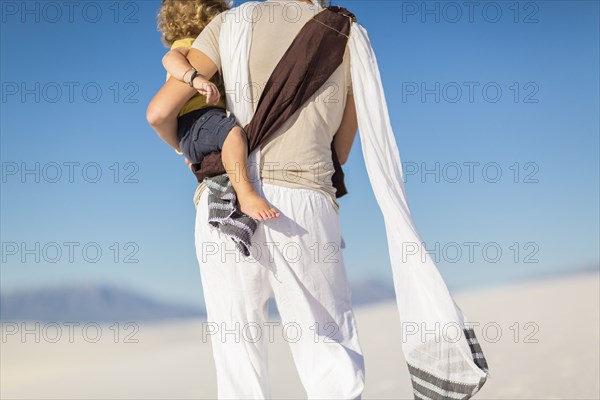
[221,126,280,221]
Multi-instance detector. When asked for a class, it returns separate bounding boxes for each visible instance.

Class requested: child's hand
[192,78,221,104]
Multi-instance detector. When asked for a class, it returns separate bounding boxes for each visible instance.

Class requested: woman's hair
[157,0,232,47]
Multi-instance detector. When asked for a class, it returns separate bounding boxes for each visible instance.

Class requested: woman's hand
[192,78,221,104]
[184,158,194,172]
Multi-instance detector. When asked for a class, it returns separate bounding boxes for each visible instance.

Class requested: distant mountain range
[349,279,397,305]
[0,284,205,322]
[4,266,597,323]
[0,279,397,322]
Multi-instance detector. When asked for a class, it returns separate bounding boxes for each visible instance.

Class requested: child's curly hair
[158,0,232,47]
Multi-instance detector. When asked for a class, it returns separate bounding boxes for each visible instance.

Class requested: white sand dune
[2,270,598,399]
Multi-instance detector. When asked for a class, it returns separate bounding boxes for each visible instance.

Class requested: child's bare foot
[238,191,280,221]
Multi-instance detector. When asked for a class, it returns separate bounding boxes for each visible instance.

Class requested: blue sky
[1,0,598,306]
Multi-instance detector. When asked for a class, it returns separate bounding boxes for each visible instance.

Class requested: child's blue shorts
[177,106,238,165]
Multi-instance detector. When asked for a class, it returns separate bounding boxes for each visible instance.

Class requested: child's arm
[162,47,194,82]
[146,77,196,151]
[163,48,221,104]
[162,47,191,81]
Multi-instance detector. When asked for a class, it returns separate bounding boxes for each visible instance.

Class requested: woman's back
[193,0,353,209]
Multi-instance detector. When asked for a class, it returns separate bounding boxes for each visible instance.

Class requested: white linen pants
[195,181,365,399]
